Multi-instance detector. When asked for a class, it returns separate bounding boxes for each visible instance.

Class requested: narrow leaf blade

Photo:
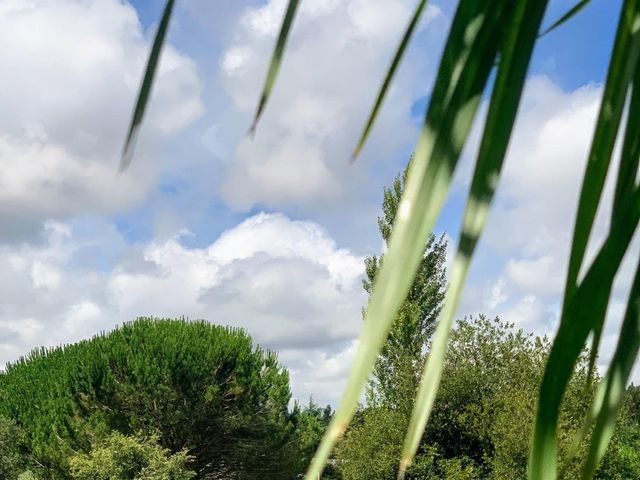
[305,2,506,478]
[351,0,430,162]
[400,0,549,475]
[563,0,640,305]
[529,188,640,480]
[539,0,591,37]
[581,258,640,479]
[120,0,175,173]
[248,0,300,136]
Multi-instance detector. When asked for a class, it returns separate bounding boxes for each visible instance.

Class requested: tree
[336,167,447,479]
[290,399,339,478]
[424,316,596,479]
[0,318,298,479]
[0,416,28,479]
[337,316,602,479]
[129,3,640,476]
[363,166,448,411]
[68,432,194,480]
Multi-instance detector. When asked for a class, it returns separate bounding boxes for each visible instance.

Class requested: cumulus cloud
[218,0,443,209]
[459,75,639,376]
[0,213,366,404]
[0,0,204,241]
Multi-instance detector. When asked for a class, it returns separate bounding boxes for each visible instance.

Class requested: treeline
[1,168,639,479]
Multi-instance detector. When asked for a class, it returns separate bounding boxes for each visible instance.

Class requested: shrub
[68,432,194,480]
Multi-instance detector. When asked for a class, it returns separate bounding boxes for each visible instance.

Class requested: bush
[68,432,194,480]
[0,416,27,479]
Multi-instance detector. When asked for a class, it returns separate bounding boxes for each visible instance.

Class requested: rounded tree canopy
[0,318,293,479]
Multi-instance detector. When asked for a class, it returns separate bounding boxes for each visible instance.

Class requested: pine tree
[363,166,448,411]
[0,318,298,479]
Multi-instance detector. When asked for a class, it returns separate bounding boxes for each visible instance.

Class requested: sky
[0,0,637,407]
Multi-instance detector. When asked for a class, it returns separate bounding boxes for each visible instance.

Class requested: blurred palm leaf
[400,0,549,475]
[125,0,640,478]
[120,0,175,173]
[248,0,300,136]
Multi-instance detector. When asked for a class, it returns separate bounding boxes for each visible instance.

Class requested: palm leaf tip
[249,0,300,136]
[539,0,592,37]
[350,0,430,164]
[120,0,175,173]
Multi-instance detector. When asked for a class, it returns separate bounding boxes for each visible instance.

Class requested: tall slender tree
[363,165,448,411]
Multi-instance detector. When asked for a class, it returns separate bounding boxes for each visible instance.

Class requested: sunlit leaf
[305,1,509,478]
[400,1,549,475]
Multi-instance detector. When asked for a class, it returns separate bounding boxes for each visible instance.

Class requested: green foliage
[68,432,194,480]
[0,318,296,479]
[290,400,340,478]
[363,167,447,412]
[336,317,604,479]
[128,0,640,476]
[596,385,640,479]
[0,415,28,479]
[17,471,41,480]
[337,407,408,480]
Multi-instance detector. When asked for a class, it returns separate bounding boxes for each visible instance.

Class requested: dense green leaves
[336,317,618,480]
[0,416,28,479]
[68,433,195,480]
[0,318,296,479]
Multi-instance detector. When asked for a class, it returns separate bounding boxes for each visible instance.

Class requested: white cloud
[461,75,639,378]
[0,213,366,404]
[505,255,563,297]
[218,0,443,209]
[500,294,553,336]
[0,0,204,240]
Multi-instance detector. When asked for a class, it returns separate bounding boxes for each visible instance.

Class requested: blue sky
[0,0,636,406]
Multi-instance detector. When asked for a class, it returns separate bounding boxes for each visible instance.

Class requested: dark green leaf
[248,0,300,136]
[120,0,175,173]
[529,186,640,479]
[581,258,640,479]
[539,0,592,37]
[400,0,549,475]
